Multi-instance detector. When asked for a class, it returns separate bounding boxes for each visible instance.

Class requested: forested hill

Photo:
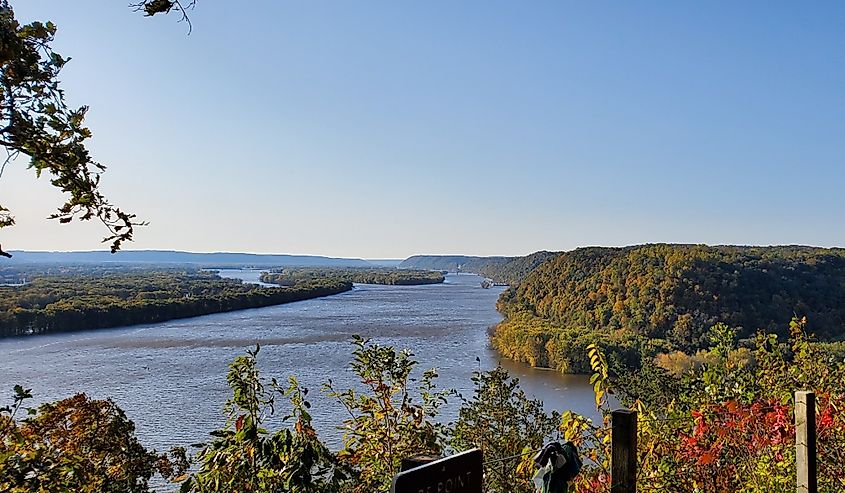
[492,244,845,372]
[478,251,556,285]
[399,251,556,285]
[398,255,510,273]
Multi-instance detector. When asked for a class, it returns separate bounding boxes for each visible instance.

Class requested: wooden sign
[391,449,483,493]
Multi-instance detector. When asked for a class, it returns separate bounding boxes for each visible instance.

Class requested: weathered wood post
[400,454,440,472]
[795,391,817,493]
[612,409,637,493]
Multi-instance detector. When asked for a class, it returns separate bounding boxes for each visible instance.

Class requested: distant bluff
[399,251,555,285]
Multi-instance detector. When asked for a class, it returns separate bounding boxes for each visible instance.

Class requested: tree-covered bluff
[492,244,845,372]
[399,255,510,273]
[399,251,555,285]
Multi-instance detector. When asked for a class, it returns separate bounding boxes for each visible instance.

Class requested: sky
[2,1,843,259]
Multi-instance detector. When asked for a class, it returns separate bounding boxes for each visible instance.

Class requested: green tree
[451,365,560,493]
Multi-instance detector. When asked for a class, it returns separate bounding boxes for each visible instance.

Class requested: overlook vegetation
[260,267,444,286]
[3,322,845,492]
[1,337,561,493]
[0,267,351,338]
[492,244,845,373]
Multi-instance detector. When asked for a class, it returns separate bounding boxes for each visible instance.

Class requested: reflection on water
[0,273,606,453]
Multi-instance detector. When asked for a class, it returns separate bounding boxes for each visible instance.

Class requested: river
[0,272,603,453]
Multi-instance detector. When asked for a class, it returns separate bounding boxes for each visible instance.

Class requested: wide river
[0,272,603,452]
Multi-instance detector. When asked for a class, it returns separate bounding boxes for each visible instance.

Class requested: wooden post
[612,409,637,493]
[795,391,817,493]
[400,454,440,472]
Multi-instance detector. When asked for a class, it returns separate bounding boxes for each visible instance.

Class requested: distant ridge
[6,250,373,267]
[399,255,510,272]
[399,251,556,284]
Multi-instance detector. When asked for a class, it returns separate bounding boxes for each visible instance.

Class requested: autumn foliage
[3,319,845,492]
[563,319,845,493]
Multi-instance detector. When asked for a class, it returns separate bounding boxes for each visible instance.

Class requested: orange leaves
[698,451,716,466]
[2,393,186,491]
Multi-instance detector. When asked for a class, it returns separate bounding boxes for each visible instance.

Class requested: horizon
[5,240,845,262]
[3,2,844,258]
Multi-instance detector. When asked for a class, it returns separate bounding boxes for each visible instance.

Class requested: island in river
[0,265,443,338]
[260,267,444,286]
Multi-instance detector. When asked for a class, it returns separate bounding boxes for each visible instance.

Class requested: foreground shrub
[451,365,560,493]
[0,387,186,493]
[325,335,452,493]
[182,345,350,493]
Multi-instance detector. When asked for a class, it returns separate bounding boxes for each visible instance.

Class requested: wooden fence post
[612,409,637,493]
[795,391,817,493]
[400,454,440,472]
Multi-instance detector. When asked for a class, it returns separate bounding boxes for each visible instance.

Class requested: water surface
[0,273,602,452]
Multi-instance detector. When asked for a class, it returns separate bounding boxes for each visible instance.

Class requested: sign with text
[391,449,483,493]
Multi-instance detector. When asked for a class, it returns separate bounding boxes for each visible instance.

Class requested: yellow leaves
[515,449,536,476]
[587,343,608,377]
[559,410,597,445]
[587,343,609,408]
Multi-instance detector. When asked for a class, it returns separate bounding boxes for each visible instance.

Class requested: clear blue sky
[4,1,843,258]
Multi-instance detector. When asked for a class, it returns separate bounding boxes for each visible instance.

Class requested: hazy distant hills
[3,250,554,280]
[6,250,374,268]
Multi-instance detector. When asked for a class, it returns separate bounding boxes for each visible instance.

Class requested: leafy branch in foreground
[324,335,453,493]
[183,344,351,493]
[0,390,187,493]
[0,2,143,251]
[130,0,197,34]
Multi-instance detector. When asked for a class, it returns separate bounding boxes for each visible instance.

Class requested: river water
[0,273,602,453]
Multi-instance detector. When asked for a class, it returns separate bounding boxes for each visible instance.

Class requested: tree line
[260,267,445,286]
